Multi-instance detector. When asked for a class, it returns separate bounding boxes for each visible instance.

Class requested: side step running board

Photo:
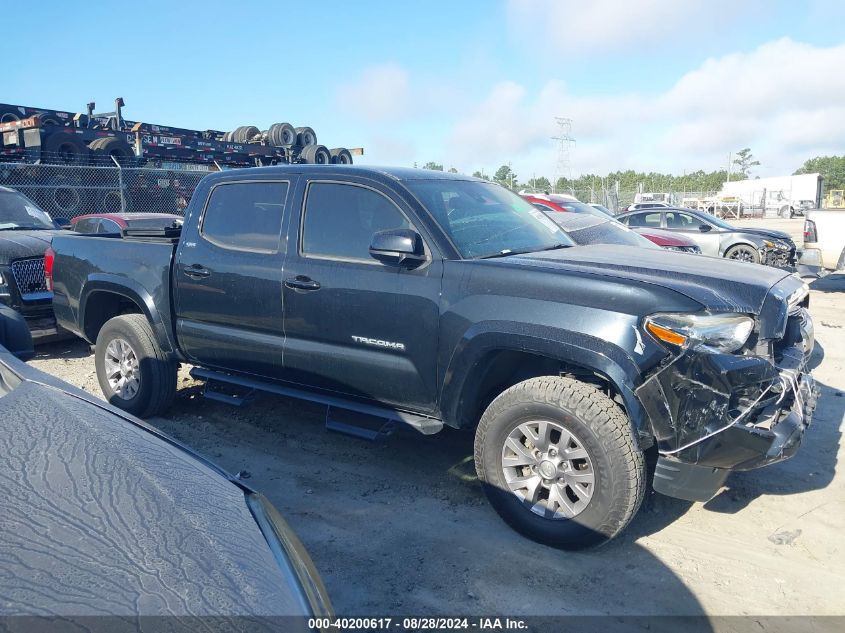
[189,367,444,439]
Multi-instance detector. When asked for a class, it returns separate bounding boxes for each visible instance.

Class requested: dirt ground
[29,217,845,618]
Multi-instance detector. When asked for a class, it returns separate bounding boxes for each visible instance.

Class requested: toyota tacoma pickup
[49,166,819,548]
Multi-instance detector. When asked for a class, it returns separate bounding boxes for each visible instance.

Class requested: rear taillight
[44,246,55,292]
[803,219,817,243]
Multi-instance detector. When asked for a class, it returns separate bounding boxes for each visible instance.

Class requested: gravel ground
[29,217,845,618]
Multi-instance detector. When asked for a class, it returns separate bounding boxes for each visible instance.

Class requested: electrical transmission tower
[552,117,575,193]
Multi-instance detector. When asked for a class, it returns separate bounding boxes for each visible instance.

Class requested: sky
[4,0,845,180]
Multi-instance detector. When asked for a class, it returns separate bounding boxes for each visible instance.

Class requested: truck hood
[500,244,792,315]
[0,229,60,264]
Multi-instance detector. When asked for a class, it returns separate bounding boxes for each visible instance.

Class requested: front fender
[439,321,658,445]
[80,274,176,355]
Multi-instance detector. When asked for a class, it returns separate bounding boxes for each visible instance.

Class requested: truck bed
[51,233,178,346]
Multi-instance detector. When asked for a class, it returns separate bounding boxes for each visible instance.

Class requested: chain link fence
[0,161,212,219]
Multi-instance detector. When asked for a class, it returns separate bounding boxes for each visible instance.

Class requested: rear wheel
[44,134,89,165]
[294,126,317,146]
[95,314,177,418]
[300,144,331,164]
[474,376,645,549]
[233,125,260,143]
[330,147,353,164]
[725,243,760,263]
[268,122,296,146]
[89,136,134,165]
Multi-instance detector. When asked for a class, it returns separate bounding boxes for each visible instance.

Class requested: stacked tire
[88,136,134,166]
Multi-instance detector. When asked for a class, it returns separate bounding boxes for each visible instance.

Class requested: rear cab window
[200,181,289,252]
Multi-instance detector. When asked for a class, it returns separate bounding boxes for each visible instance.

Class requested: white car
[624,201,672,212]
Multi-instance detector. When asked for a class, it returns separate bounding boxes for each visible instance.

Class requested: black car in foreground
[50,166,818,549]
[616,206,796,267]
[0,308,331,625]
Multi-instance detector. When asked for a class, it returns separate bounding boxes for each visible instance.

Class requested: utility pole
[552,117,575,194]
[727,152,732,182]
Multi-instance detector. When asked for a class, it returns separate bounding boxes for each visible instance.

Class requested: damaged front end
[636,280,819,502]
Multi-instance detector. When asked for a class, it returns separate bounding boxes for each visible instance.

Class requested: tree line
[417,152,845,194]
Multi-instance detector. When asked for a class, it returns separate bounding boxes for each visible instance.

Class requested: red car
[522,194,701,253]
[70,213,183,234]
[631,227,701,253]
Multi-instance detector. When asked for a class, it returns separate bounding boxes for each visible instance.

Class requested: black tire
[294,126,317,146]
[725,243,760,264]
[474,376,645,549]
[0,107,22,124]
[37,112,64,127]
[233,125,260,143]
[43,133,89,165]
[43,173,90,216]
[88,136,134,165]
[268,122,297,147]
[329,147,353,165]
[95,314,177,418]
[300,144,331,165]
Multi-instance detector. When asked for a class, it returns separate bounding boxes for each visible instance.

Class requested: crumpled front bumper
[636,307,819,502]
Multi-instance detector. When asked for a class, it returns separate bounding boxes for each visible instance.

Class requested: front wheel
[474,376,645,549]
[725,243,760,264]
[95,314,177,418]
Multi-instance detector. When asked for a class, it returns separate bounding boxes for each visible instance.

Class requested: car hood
[498,244,792,315]
[730,227,793,242]
[0,354,313,617]
[0,229,60,264]
[632,227,696,247]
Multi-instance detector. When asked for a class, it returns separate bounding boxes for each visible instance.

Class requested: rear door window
[627,212,662,228]
[201,181,289,252]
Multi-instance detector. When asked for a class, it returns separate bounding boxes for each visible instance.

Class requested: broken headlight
[644,312,755,353]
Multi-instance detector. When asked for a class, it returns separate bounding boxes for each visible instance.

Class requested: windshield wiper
[478,243,571,259]
[0,225,51,231]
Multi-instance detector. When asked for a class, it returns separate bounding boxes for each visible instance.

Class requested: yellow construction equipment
[824,189,845,208]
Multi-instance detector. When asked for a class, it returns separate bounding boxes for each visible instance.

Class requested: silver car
[616,207,796,267]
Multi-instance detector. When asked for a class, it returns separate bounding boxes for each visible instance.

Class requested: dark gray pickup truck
[50,166,819,548]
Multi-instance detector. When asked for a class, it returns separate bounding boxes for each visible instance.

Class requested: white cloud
[336,62,411,122]
[447,38,845,178]
[506,0,745,54]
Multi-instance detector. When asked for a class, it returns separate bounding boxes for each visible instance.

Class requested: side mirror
[369,229,425,267]
[699,224,712,232]
[53,217,71,230]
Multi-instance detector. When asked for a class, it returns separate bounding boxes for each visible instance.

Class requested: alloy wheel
[501,420,595,519]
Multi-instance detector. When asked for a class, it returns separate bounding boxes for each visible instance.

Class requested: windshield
[406,180,575,258]
[543,212,658,249]
[556,201,612,218]
[0,191,55,230]
[590,204,613,217]
[694,210,735,230]
[568,221,658,248]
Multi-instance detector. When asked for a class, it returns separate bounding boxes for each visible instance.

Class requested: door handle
[183,264,211,279]
[284,276,321,291]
